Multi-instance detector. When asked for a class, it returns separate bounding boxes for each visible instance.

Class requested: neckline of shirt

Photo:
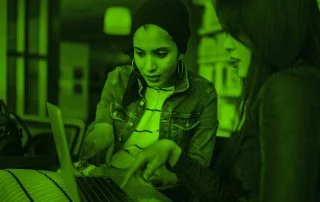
[147,86,175,92]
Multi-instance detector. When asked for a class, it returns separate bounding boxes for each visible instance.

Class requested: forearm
[168,151,239,202]
[81,123,114,162]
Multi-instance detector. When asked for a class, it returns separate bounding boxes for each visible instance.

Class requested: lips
[146,75,160,78]
[146,75,160,82]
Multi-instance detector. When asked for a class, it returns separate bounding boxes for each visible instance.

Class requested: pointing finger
[121,154,148,188]
[142,157,162,180]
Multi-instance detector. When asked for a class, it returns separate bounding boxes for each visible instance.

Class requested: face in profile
[133,24,182,88]
[223,33,252,78]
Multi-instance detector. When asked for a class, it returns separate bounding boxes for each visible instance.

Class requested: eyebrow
[134,47,170,52]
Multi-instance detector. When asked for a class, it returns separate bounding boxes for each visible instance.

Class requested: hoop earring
[177,60,185,78]
[131,59,140,75]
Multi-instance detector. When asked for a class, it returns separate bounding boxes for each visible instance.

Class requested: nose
[223,34,235,53]
[144,56,157,72]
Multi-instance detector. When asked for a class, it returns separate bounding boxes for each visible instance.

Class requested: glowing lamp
[104,7,131,35]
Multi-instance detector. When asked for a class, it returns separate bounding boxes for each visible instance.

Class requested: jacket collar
[122,65,190,107]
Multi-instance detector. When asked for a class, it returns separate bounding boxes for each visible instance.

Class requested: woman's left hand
[121,139,181,188]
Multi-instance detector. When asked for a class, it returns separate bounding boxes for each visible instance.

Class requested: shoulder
[259,66,320,112]
[101,65,134,102]
[261,66,320,99]
[262,71,305,95]
[105,65,133,86]
[108,64,133,79]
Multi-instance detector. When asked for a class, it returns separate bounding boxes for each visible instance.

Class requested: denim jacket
[93,64,218,164]
[89,64,240,200]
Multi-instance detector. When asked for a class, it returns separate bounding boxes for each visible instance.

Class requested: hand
[79,123,114,166]
[121,139,181,188]
[73,161,97,176]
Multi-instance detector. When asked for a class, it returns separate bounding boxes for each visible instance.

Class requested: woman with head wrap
[80,0,219,200]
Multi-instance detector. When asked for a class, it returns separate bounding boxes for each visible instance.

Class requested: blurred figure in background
[212,0,320,201]
[79,0,219,200]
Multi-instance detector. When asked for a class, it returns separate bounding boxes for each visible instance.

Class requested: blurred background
[1,0,320,138]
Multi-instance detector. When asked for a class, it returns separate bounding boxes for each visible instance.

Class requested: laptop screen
[47,102,81,202]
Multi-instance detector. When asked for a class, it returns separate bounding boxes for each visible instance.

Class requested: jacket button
[128,122,134,127]
[139,100,145,106]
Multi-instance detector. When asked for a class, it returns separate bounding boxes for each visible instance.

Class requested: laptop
[46,102,133,202]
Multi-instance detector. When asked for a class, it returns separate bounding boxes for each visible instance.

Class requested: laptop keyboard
[76,177,133,202]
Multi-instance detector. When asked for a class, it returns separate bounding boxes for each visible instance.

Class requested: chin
[148,80,165,87]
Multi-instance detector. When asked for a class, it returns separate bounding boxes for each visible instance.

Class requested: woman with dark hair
[212,0,320,201]
[125,0,320,201]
